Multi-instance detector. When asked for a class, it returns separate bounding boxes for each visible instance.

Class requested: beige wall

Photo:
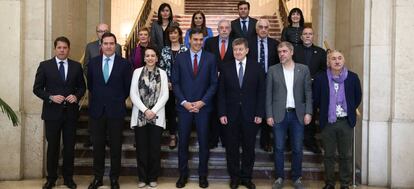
[0,0,23,180]
[249,0,278,16]
[111,0,143,50]
[52,0,87,61]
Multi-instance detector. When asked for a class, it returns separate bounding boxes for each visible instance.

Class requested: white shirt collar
[103,54,116,61]
[235,57,247,66]
[55,57,68,64]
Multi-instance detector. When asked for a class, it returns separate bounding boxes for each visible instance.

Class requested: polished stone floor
[0,176,388,189]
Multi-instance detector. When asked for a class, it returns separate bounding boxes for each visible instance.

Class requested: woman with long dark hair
[281,8,305,46]
[183,11,213,48]
[151,3,179,50]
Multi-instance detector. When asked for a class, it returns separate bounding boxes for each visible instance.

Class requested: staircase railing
[124,0,153,59]
[279,0,289,27]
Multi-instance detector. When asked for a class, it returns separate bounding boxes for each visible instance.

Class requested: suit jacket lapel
[241,60,250,89]
[96,56,105,84]
[293,64,301,87]
[185,51,194,78]
[277,64,287,90]
[197,51,207,76]
[230,61,241,89]
[66,60,74,83]
[107,56,120,83]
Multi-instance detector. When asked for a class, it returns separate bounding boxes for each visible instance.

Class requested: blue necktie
[103,57,110,83]
[242,20,247,36]
[238,62,244,87]
[59,61,65,81]
[259,39,266,72]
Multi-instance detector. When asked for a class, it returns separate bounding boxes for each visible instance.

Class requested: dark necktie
[59,61,65,81]
[238,62,244,87]
[259,39,266,72]
[193,53,198,76]
[242,20,247,36]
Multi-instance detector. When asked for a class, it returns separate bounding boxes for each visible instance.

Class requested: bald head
[96,23,109,40]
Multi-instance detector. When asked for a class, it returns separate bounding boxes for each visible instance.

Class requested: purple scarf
[327,67,348,123]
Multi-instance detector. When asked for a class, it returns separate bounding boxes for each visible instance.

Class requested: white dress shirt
[283,66,295,108]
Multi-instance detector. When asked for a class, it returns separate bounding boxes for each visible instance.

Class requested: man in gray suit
[84,23,122,75]
[266,41,312,189]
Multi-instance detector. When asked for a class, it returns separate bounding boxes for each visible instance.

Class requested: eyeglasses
[96,30,108,33]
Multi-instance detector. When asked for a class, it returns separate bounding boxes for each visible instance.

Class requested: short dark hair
[101,32,117,44]
[288,8,305,27]
[237,1,250,9]
[189,28,204,39]
[166,24,183,44]
[143,46,160,60]
[232,38,248,48]
[157,3,173,25]
[54,36,70,48]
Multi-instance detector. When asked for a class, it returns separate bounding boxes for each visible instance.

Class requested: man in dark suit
[204,19,234,149]
[266,42,312,189]
[218,38,265,189]
[172,28,218,188]
[33,36,86,189]
[230,1,258,39]
[86,32,132,189]
[83,23,122,148]
[248,18,280,152]
[293,27,327,154]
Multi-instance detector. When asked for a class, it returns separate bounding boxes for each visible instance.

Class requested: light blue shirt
[257,36,269,73]
[102,54,115,76]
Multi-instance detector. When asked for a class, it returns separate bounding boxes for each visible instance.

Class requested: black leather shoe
[176,175,188,188]
[199,176,209,188]
[240,180,256,189]
[88,179,103,189]
[230,179,239,189]
[340,186,350,189]
[63,179,77,189]
[42,180,55,189]
[110,179,120,189]
[322,184,335,189]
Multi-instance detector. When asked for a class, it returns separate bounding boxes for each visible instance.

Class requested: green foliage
[0,97,19,126]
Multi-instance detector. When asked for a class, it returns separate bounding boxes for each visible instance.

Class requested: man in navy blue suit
[172,28,218,188]
[218,38,265,189]
[86,32,132,189]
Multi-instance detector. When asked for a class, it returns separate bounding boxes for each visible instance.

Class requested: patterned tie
[103,57,110,83]
[193,53,198,76]
[259,39,266,72]
[238,62,244,87]
[220,39,226,60]
[242,20,247,36]
[59,61,65,81]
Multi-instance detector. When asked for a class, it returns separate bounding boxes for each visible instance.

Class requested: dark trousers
[177,111,210,177]
[90,115,124,180]
[209,95,223,147]
[304,108,319,146]
[321,119,353,186]
[165,91,177,135]
[222,110,260,181]
[134,124,163,183]
[260,122,272,147]
[44,116,77,182]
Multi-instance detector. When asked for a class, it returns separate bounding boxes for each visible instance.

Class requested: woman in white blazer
[130,46,169,188]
